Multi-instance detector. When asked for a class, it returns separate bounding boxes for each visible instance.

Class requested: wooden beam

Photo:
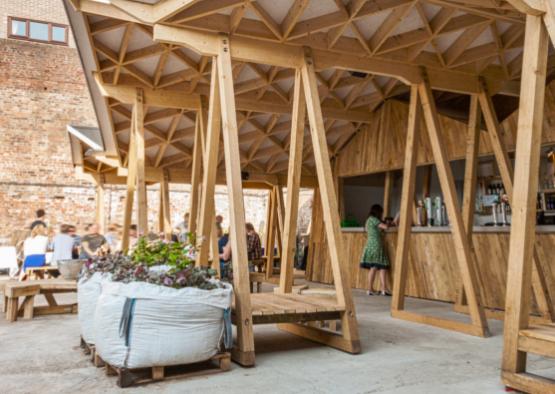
[121,115,137,252]
[160,171,172,240]
[265,188,277,281]
[279,72,306,294]
[383,171,393,218]
[462,95,481,239]
[505,0,546,15]
[197,60,221,267]
[110,0,199,24]
[134,88,148,236]
[153,24,509,95]
[275,185,285,257]
[391,85,420,312]
[418,74,489,336]
[456,94,481,308]
[188,111,203,234]
[94,72,201,110]
[217,36,255,366]
[478,83,514,198]
[502,14,549,374]
[301,48,360,353]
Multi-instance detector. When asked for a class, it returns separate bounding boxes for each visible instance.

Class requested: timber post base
[278,322,361,354]
[230,348,256,367]
[502,371,555,394]
[391,309,490,338]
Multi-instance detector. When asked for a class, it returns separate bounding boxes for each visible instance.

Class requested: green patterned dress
[360,216,390,269]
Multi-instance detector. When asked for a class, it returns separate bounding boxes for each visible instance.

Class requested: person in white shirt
[21,224,49,280]
[23,224,49,258]
[51,224,75,267]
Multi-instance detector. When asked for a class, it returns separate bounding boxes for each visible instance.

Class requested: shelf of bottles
[539,187,555,216]
[476,177,510,226]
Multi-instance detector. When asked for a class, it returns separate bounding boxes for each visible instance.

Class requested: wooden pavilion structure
[63,0,555,390]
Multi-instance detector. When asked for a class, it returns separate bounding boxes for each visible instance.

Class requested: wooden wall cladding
[306,230,555,314]
[336,82,555,178]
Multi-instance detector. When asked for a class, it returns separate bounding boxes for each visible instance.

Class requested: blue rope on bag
[119,298,136,347]
[223,308,233,350]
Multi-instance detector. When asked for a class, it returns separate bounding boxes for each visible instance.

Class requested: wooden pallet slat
[110,353,231,388]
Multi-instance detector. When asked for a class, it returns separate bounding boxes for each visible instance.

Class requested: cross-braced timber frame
[63,0,555,383]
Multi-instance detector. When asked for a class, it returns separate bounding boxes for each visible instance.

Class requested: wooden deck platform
[518,323,555,359]
[232,293,344,325]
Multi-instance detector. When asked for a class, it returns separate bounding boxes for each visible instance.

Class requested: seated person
[80,223,107,259]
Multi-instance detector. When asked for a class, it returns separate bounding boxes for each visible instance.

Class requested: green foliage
[131,237,195,270]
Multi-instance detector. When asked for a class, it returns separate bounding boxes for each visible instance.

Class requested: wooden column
[188,110,204,234]
[502,14,549,375]
[275,185,285,258]
[279,68,306,293]
[418,73,488,337]
[391,86,420,312]
[456,94,481,308]
[121,116,137,252]
[210,221,221,277]
[158,185,164,234]
[478,82,514,198]
[265,188,277,280]
[478,83,554,322]
[461,95,481,236]
[293,48,360,352]
[160,171,172,240]
[383,171,393,218]
[216,36,255,366]
[197,61,221,267]
[134,88,148,236]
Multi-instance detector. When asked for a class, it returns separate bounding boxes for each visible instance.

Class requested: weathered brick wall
[0,35,272,240]
[0,35,98,239]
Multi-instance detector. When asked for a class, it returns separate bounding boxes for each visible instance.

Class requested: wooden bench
[3,279,77,322]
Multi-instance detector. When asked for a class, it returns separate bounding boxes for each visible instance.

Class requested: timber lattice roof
[64,0,553,178]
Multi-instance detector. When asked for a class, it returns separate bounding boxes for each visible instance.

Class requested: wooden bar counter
[306,226,555,314]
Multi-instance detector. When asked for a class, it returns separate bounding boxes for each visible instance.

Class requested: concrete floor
[1,285,554,394]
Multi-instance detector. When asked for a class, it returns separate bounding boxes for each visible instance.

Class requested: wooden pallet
[103,353,231,388]
[79,337,105,367]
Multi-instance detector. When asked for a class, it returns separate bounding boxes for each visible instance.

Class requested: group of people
[216,215,263,280]
[13,209,135,279]
[15,205,390,294]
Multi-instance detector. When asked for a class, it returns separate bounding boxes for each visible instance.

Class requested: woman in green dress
[360,204,391,296]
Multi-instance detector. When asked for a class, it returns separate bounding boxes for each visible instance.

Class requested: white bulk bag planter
[94,280,233,369]
[78,272,111,344]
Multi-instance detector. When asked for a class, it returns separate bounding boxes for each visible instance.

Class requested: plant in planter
[90,236,233,370]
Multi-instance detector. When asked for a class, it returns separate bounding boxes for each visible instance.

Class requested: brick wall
[0,35,98,239]
[0,35,272,240]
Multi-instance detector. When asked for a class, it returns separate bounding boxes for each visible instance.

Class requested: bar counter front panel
[305,226,555,314]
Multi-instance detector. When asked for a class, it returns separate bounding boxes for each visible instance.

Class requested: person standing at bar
[360,204,391,296]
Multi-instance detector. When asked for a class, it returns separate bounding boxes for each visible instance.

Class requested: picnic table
[25,266,60,280]
[2,279,77,322]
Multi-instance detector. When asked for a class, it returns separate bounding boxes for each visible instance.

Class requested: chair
[22,254,46,271]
